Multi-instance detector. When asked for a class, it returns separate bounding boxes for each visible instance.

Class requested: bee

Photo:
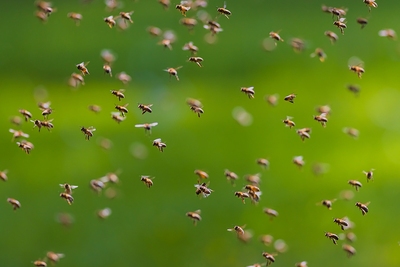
[269,31,284,43]
[204,21,223,36]
[291,38,304,53]
[325,232,339,245]
[115,104,129,116]
[227,225,245,237]
[103,64,112,77]
[347,84,360,96]
[105,0,119,11]
[241,87,255,99]
[349,65,365,79]
[180,18,197,30]
[46,252,64,264]
[190,105,204,117]
[330,7,347,20]
[194,182,213,197]
[333,218,349,230]
[147,26,162,37]
[333,18,347,35]
[36,1,56,15]
[263,208,279,220]
[314,113,328,127]
[310,48,327,62]
[60,193,74,205]
[343,127,359,139]
[159,0,170,10]
[33,260,47,267]
[348,180,362,191]
[7,198,21,210]
[117,72,132,84]
[183,42,199,55]
[320,199,337,210]
[284,93,296,103]
[10,116,22,126]
[244,184,260,193]
[97,208,112,219]
[293,156,305,168]
[69,73,85,88]
[176,3,191,16]
[186,210,202,225]
[260,234,274,246]
[19,109,32,121]
[138,104,153,114]
[59,183,78,195]
[296,128,311,142]
[364,0,378,11]
[90,179,106,193]
[217,2,231,19]
[17,140,34,154]
[9,129,29,141]
[283,116,295,129]
[111,112,125,124]
[346,232,357,243]
[340,190,354,201]
[193,0,208,9]
[164,66,182,81]
[245,173,261,185]
[265,94,278,106]
[40,108,52,119]
[249,190,262,203]
[81,126,96,140]
[99,172,120,184]
[159,33,175,50]
[295,261,308,267]
[88,105,101,113]
[379,29,396,39]
[104,16,116,28]
[189,56,203,67]
[67,12,82,26]
[0,170,8,181]
[234,191,250,204]
[101,49,116,65]
[355,201,370,215]
[194,169,209,183]
[342,244,356,258]
[224,169,238,184]
[262,252,276,266]
[363,169,374,182]
[119,11,134,24]
[324,31,338,44]
[76,62,90,75]
[357,17,368,29]
[257,158,270,169]
[141,175,154,188]
[313,164,329,176]
[153,138,167,152]
[36,11,48,22]
[39,119,54,131]
[135,122,158,134]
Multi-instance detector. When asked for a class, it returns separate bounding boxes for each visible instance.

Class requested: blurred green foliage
[1,0,400,266]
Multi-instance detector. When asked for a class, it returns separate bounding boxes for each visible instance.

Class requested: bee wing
[118,89,125,93]
[59,184,65,187]
[348,56,364,67]
[194,209,201,214]
[135,124,146,128]
[88,126,96,131]
[153,138,161,143]
[9,129,15,133]
[339,17,346,22]
[175,66,183,70]
[149,122,158,127]
[71,185,78,189]
[378,29,388,37]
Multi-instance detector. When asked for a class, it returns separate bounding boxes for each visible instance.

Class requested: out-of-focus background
[1,0,400,266]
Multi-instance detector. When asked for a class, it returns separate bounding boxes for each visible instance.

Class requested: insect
[81,126,96,140]
[241,87,255,99]
[244,184,260,193]
[17,140,34,154]
[224,169,238,184]
[260,234,274,246]
[257,158,270,169]
[291,38,304,53]
[262,252,276,266]
[363,169,374,182]
[217,2,231,19]
[364,0,378,12]
[194,169,209,183]
[194,182,213,197]
[104,16,116,28]
[245,173,261,185]
[325,232,339,245]
[186,210,202,225]
[135,122,158,134]
[314,113,328,127]
[46,252,64,264]
[33,260,47,267]
[190,105,204,117]
[348,180,362,191]
[19,109,32,121]
[119,11,134,24]
[330,7,347,20]
[36,119,54,131]
[346,232,357,243]
[115,104,129,116]
[357,17,368,29]
[101,49,116,64]
[9,129,29,141]
[141,176,154,188]
[347,84,360,95]
[342,244,356,258]
[98,208,112,219]
[349,65,365,79]
[379,29,396,39]
[310,48,327,62]
[248,190,262,203]
[343,127,359,139]
[60,193,74,205]
[183,42,199,55]
[234,191,250,204]
[59,183,78,195]
[284,93,296,103]
[293,156,305,168]
[324,31,338,44]
[99,172,120,184]
[176,3,191,16]
[147,26,162,37]
[187,98,204,117]
[105,0,119,11]
[69,73,85,88]
[164,66,182,81]
[88,105,101,113]
[103,64,112,77]
[153,138,166,152]
[159,31,176,50]
[265,94,278,106]
[333,18,347,35]
[40,108,52,119]
[36,1,56,15]
[355,201,370,215]
[203,20,223,36]
[7,198,20,210]
[138,104,153,114]
[117,72,132,84]
[76,62,90,75]
[159,0,170,10]
[67,12,82,26]
[0,170,8,181]
[333,218,349,230]
[283,116,295,129]
[320,199,337,210]
[180,18,197,31]
[269,31,284,43]
[36,11,48,22]
[10,116,22,126]
[263,208,279,220]
[189,57,203,67]
[227,225,246,237]
[295,261,308,267]
[296,128,311,142]
[90,179,106,193]
[111,112,125,124]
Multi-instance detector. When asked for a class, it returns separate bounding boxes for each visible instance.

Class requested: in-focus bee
[310,48,327,62]
[227,225,245,237]
[347,84,360,96]
[9,129,29,141]
[159,0,170,10]
[349,65,365,79]
[76,62,90,75]
[104,16,116,28]
[182,42,199,55]
[164,66,182,80]
[325,232,339,245]
[333,218,349,230]
[153,138,166,152]
[176,3,191,16]
[194,182,213,197]
[19,109,32,121]
[263,208,279,220]
[245,173,261,185]
[355,201,370,215]
[187,98,204,117]
[234,191,249,204]
[189,56,203,67]
[324,31,338,44]
[333,18,347,35]
[103,64,112,77]
[217,2,231,19]
[284,93,296,103]
[141,175,154,188]
[194,169,209,183]
[46,251,64,264]
[314,113,328,127]
[180,18,197,31]
[348,180,362,191]
[293,156,305,168]
[111,89,125,101]
[224,169,238,184]
[363,169,374,182]
[0,170,8,181]
[88,105,101,113]
[60,193,74,205]
[244,184,260,193]
[257,158,270,169]
[68,12,82,26]
[97,208,112,219]
[119,11,134,24]
[364,0,378,12]
[138,104,153,114]
[17,140,34,154]
[59,183,78,195]
[115,104,129,116]
[342,244,356,258]
[7,198,21,210]
[69,73,85,88]
[357,17,368,29]
[262,252,276,266]
[379,29,396,39]
[135,122,158,134]
[291,38,304,53]
[81,126,96,140]
[37,119,54,131]
[186,210,202,225]
[117,72,132,84]
[33,260,47,267]
[343,127,359,139]
[296,128,311,142]
[283,116,295,129]
[241,87,255,99]
[319,198,336,210]
[269,31,284,43]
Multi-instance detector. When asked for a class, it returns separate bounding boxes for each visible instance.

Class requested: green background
[1,0,400,266]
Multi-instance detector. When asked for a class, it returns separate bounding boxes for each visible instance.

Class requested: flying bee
[348,180,362,191]
[10,116,22,126]
[262,252,277,266]
[284,93,296,103]
[263,208,279,220]
[249,190,262,203]
[245,173,261,185]
[347,84,360,96]
[60,193,74,205]
[355,201,370,215]
[115,104,129,116]
[104,16,116,28]
[99,171,120,184]
[291,38,304,53]
[186,210,202,225]
[293,156,305,168]
[59,183,78,195]
[67,12,82,25]
[183,42,198,55]
[324,31,338,44]
[227,225,246,237]
[135,122,158,134]
[180,18,197,30]
[76,62,90,75]
[342,244,356,258]
[364,0,378,11]
[204,21,223,36]
[325,232,339,245]
[379,29,396,39]
[90,179,106,193]
[69,73,85,88]
[110,89,125,101]
[193,0,207,9]
[319,199,336,210]
[7,198,20,210]
[189,56,203,67]
[363,169,374,182]
[118,11,134,24]
[88,105,101,113]
[310,48,327,62]
[330,7,347,20]
[297,128,311,142]
[138,104,153,114]
[9,129,29,141]
[194,182,213,197]
[257,158,270,169]
[103,64,112,77]
[0,170,8,181]
[194,169,209,183]
[33,260,47,267]
[152,138,166,152]
[333,18,347,35]
[269,31,284,43]
[117,72,132,84]
[19,109,32,121]
[159,0,170,10]
[46,252,64,264]
[41,108,52,119]
[30,119,54,132]
[343,127,359,139]
[105,0,119,11]
[296,261,308,267]
[81,126,96,140]
[164,66,182,80]
[97,208,112,219]
[260,234,274,246]
[147,26,162,37]
[314,113,328,127]
[217,2,231,19]
[234,191,250,204]
[36,11,48,22]
[190,105,204,117]
[101,49,116,65]
[241,87,255,99]
[17,140,34,154]
[140,175,154,188]
[333,218,349,230]
[176,4,191,16]
[38,101,51,110]
[357,17,368,29]
[111,112,125,124]
[283,116,295,129]
[36,1,56,15]
[224,169,238,184]
[244,184,260,193]
[349,65,365,78]
[346,232,357,243]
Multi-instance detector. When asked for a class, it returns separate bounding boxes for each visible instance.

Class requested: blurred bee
[159,0,170,10]
[241,87,255,99]
[117,72,132,84]
[325,232,339,245]
[355,201,370,215]
[194,182,213,197]
[97,208,112,219]
[296,128,311,142]
[180,18,197,30]
[164,66,182,81]
[245,173,261,185]
[224,169,238,184]
[234,191,249,204]
[246,263,264,267]
[314,113,328,127]
[159,31,176,50]
[0,170,8,181]
[33,260,47,267]
[190,105,204,117]
[176,3,191,16]
[330,7,347,20]
[333,18,347,35]
[99,172,120,184]
[88,105,101,113]
[30,119,53,132]
[194,169,209,183]
[347,84,360,96]
[56,212,74,228]
[46,252,64,264]
[147,26,162,37]
[363,169,374,182]
[140,175,154,188]
[101,49,116,65]
[333,218,349,230]
[103,64,112,77]
[379,29,396,39]
[60,193,74,205]
[81,126,96,140]
[342,244,356,258]
[115,104,129,116]
[69,73,85,88]
[10,116,22,126]
[260,234,274,246]
[269,31,283,43]
[17,140,34,154]
[227,225,245,237]
[257,158,270,169]
[263,208,279,220]
[19,109,32,121]
[321,5,333,13]
[283,116,295,129]
[153,138,166,152]
[118,11,134,24]
[7,197,20,210]
[316,105,331,116]
[291,38,304,53]
[284,93,296,103]
[37,101,51,110]
[186,210,202,225]
[193,0,208,9]
[293,156,305,168]
[217,2,231,19]
[312,163,329,176]
[340,190,354,201]
[346,232,357,243]
[104,16,116,28]
[296,261,308,267]
[349,65,364,79]
[90,179,106,193]
[343,127,359,139]
[249,190,262,203]
[182,42,198,55]
[36,1,56,16]
[105,0,119,11]
[59,183,78,195]
[319,199,336,210]
[357,17,368,29]
[265,94,278,106]
[112,110,127,123]
[348,180,362,191]
[68,12,82,26]
[204,20,223,36]
[324,31,338,44]
[135,122,158,134]
[189,56,203,67]
[310,48,327,62]
[9,129,29,141]
[36,11,48,22]
[262,252,276,266]
[138,104,153,114]
[364,0,378,11]
[76,62,90,75]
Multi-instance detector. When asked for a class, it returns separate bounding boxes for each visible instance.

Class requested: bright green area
[1,0,400,266]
